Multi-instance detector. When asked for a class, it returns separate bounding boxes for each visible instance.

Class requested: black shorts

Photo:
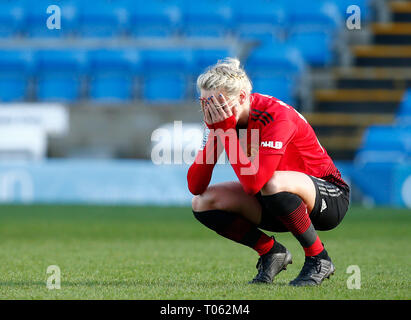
[256,175,350,232]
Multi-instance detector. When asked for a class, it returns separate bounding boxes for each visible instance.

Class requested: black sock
[193,210,274,255]
[314,247,330,260]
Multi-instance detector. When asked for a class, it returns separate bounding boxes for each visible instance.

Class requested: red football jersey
[247,93,349,190]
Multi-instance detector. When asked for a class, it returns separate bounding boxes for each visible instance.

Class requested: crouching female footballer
[186,58,350,286]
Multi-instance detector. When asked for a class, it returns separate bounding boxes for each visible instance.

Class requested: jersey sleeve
[259,120,296,155]
[187,125,222,195]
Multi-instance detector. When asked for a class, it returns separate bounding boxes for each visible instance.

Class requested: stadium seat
[89,49,141,103]
[143,74,187,103]
[251,75,295,106]
[142,48,193,73]
[78,2,129,38]
[284,0,342,33]
[233,0,287,26]
[192,48,234,75]
[128,0,181,38]
[25,0,78,38]
[359,125,411,153]
[182,1,233,38]
[396,89,411,124]
[141,48,191,103]
[237,28,281,45]
[0,3,25,37]
[246,41,305,76]
[234,1,287,41]
[287,31,333,66]
[355,124,411,163]
[397,89,411,117]
[34,50,87,102]
[354,125,411,164]
[0,50,33,102]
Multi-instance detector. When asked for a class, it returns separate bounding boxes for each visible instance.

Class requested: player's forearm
[187,135,220,195]
[187,153,215,195]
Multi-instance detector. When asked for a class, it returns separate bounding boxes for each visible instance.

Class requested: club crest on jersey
[260,141,283,149]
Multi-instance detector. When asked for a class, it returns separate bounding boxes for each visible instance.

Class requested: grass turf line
[0,205,409,299]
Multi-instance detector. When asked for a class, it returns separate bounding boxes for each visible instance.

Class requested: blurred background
[0,0,410,207]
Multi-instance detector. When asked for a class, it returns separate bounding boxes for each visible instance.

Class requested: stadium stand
[234,0,286,42]
[25,0,79,38]
[88,48,140,102]
[309,0,411,159]
[251,75,296,106]
[355,124,411,163]
[0,49,33,101]
[35,49,87,102]
[141,48,193,102]
[129,0,182,38]
[78,2,130,38]
[0,1,25,37]
[287,31,334,67]
[183,1,232,38]
[285,0,342,33]
[397,88,411,121]
[0,0,353,106]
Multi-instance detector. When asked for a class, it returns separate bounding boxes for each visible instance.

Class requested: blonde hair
[196,57,252,98]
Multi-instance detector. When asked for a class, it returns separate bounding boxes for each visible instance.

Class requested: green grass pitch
[0,205,409,299]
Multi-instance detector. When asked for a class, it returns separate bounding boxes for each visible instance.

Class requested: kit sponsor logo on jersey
[260,141,283,149]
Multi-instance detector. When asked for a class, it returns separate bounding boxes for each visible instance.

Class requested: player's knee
[191,195,203,212]
[191,189,219,212]
[261,172,288,196]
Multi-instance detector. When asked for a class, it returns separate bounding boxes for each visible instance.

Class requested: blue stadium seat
[355,124,411,163]
[89,49,141,103]
[251,75,295,106]
[360,125,411,153]
[397,89,411,117]
[128,0,181,38]
[0,3,25,37]
[34,50,87,102]
[142,48,193,73]
[246,41,305,76]
[0,50,33,102]
[233,0,287,26]
[284,0,342,33]
[25,0,78,38]
[143,74,187,103]
[182,1,232,38]
[287,31,333,66]
[192,48,234,75]
[234,1,287,41]
[79,2,129,38]
[396,89,411,124]
[237,29,281,45]
[141,48,192,103]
